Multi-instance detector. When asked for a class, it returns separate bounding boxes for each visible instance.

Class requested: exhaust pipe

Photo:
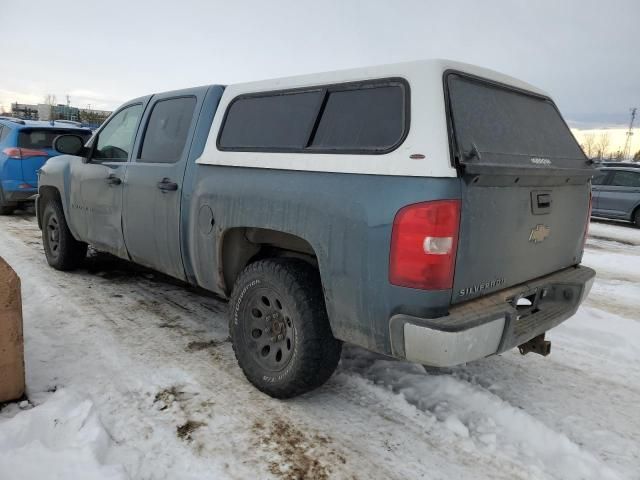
[518,334,551,356]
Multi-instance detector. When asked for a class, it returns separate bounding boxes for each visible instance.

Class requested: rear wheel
[0,189,14,215]
[42,199,87,270]
[634,209,640,228]
[229,258,342,398]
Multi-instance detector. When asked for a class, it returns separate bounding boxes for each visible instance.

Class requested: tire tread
[42,199,87,270]
[229,258,341,398]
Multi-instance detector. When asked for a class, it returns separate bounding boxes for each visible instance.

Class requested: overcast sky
[1,0,638,128]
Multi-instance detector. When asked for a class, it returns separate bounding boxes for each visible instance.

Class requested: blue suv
[0,117,91,214]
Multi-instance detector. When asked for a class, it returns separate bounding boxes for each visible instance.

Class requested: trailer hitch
[518,334,551,356]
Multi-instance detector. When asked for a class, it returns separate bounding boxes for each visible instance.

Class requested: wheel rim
[46,214,60,257]
[242,287,295,373]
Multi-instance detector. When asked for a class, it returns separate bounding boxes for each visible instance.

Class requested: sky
[1,0,638,137]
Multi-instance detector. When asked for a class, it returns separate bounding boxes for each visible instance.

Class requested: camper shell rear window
[217,78,409,154]
[445,72,588,172]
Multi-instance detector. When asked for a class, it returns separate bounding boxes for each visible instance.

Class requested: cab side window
[138,97,197,163]
[94,104,143,161]
[610,171,640,188]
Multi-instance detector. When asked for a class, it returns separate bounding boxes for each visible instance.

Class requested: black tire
[229,258,342,398]
[634,209,640,228]
[42,199,87,270]
[0,189,14,215]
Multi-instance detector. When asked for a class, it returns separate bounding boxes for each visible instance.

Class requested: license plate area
[509,288,543,319]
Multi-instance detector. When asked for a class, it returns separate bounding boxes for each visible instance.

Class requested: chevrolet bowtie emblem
[529,224,550,243]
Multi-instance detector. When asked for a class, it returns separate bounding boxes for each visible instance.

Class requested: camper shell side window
[217,78,410,155]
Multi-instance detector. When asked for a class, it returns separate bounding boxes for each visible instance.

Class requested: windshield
[18,129,92,149]
[447,74,587,169]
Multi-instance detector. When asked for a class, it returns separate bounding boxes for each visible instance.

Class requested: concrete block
[0,256,25,403]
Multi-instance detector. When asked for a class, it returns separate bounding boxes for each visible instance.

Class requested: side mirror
[53,134,87,156]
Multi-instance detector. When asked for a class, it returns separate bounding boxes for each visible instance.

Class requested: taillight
[389,200,461,290]
[2,147,48,159]
[581,191,592,252]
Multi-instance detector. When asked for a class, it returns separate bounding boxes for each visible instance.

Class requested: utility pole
[622,107,636,161]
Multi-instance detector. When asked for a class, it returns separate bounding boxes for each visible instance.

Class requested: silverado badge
[529,224,550,243]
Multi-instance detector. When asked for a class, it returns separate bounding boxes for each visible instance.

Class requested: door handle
[157,178,178,192]
[106,174,122,186]
[537,193,552,208]
[531,190,552,215]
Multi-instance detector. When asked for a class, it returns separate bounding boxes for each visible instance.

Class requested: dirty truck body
[37,60,595,397]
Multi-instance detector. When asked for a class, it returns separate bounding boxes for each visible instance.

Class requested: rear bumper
[0,181,38,205]
[3,189,37,202]
[389,266,595,367]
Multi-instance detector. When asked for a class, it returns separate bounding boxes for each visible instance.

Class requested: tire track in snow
[340,348,621,480]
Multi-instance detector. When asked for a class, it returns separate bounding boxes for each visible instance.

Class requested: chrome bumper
[389,266,595,367]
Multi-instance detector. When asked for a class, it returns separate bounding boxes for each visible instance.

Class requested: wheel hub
[269,312,285,340]
[244,290,295,372]
[47,216,60,254]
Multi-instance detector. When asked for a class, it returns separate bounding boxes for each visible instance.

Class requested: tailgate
[445,73,594,304]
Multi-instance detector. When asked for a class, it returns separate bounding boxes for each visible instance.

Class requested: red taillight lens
[389,200,461,290]
[2,147,21,159]
[581,191,592,252]
[2,147,48,159]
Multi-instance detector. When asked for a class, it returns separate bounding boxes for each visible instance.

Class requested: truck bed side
[183,165,460,354]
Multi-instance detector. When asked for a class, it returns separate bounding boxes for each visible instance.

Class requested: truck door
[590,170,610,216]
[68,102,145,257]
[121,89,203,280]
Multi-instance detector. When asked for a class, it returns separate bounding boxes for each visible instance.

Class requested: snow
[0,213,639,480]
[588,220,640,246]
[0,390,126,480]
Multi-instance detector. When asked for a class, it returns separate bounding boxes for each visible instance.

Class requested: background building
[78,108,111,128]
[6,101,111,129]
[10,103,38,119]
[37,103,80,122]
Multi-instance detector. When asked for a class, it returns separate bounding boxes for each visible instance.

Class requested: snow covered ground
[0,212,638,480]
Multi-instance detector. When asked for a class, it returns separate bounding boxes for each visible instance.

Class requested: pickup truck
[37,59,596,398]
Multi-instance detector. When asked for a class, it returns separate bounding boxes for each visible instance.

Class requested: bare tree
[633,150,640,162]
[43,94,57,120]
[580,133,596,159]
[596,132,611,160]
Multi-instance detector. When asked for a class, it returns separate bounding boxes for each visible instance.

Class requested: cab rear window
[446,74,586,169]
[18,129,91,149]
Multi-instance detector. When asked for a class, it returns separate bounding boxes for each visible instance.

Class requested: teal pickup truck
[37,59,595,398]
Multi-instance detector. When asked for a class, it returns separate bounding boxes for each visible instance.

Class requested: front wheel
[42,199,87,270]
[229,259,342,398]
[634,209,640,228]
